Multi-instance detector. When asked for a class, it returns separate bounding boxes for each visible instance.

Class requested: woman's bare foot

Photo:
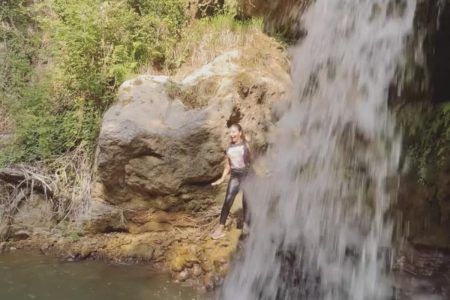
[210,224,225,240]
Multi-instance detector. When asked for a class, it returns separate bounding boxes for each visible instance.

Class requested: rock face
[393,0,450,251]
[390,0,450,105]
[414,0,450,104]
[94,42,290,211]
[237,0,311,41]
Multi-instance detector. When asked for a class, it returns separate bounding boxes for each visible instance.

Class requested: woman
[210,123,251,240]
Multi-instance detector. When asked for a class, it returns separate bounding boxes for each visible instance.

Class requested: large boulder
[94,43,290,211]
[94,75,224,211]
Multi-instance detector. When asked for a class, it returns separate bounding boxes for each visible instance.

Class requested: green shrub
[400,102,450,183]
[1,0,186,164]
[0,1,39,96]
[0,0,269,166]
[169,14,263,71]
[41,0,186,105]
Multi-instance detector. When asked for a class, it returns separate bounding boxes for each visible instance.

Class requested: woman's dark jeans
[219,170,249,226]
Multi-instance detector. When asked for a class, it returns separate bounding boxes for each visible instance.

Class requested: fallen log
[0,168,54,197]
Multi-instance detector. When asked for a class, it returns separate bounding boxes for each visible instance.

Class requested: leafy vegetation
[0,0,186,164]
[399,102,450,183]
[170,13,264,75]
[0,0,268,167]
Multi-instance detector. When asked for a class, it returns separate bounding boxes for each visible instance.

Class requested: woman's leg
[219,176,241,225]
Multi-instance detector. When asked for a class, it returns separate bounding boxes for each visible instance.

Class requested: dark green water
[0,251,206,300]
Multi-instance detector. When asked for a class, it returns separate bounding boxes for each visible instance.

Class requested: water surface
[0,251,205,300]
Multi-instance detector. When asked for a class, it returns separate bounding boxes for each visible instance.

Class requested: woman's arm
[211,156,230,186]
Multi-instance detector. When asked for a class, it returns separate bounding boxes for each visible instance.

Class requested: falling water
[221,1,416,300]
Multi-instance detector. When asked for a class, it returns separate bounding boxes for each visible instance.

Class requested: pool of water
[1,249,447,300]
[0,251,206,300]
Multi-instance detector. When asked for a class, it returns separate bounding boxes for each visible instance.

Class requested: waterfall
[220,1,417,299]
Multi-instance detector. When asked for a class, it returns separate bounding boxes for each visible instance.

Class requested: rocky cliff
[394,0,450,251]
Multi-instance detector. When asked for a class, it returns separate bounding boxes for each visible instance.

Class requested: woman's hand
[212,156,230,186]
[211,178,224,186]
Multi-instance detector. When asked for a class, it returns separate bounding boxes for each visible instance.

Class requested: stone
[175,269,190,282]
[168,243,200,272]
[80,201,127,234]
[93,75,224,210]
[120,240,154,261]
[192,263,203,277]
[11,194,55,236]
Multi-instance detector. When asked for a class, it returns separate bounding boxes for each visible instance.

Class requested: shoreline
[1,224,243,291]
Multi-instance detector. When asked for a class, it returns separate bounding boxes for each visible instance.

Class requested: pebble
[176,269,190,282]
[192,264,203,277]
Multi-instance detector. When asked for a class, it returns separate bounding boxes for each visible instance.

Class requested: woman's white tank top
[227,143,249,170]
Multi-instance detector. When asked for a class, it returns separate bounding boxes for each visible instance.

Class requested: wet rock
[201,228,241,273]
[203,272,221,291]
[175,269,190,282]
[81,201,127,234]
[166,228,241,287]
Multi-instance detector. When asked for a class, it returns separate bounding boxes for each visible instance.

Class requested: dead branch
[0,167,54,197]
